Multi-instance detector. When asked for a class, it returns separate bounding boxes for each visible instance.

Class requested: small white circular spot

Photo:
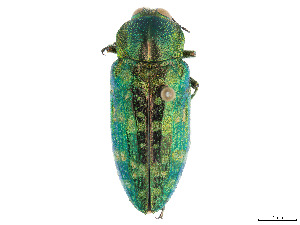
[165,91,171,98]
[161,86,176,102]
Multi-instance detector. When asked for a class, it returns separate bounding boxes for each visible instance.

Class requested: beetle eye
[161,86,176,102]
[156,8,172,19]
[132,8,144,16]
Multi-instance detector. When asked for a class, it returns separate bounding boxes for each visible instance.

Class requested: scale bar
[258,219,297,222]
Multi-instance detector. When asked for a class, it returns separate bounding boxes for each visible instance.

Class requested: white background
[0,0,300,224]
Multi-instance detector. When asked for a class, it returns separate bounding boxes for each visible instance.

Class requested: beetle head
[132,8,172,20]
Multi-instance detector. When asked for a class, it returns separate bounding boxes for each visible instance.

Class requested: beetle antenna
[172,18,190,33]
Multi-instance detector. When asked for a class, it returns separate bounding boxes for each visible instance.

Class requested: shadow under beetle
[102,7,199,218]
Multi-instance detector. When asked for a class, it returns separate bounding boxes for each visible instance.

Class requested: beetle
[102,7,199,218]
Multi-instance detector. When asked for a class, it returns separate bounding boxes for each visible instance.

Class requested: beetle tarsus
[155,206,165,219]
[101,42,117,55]
[183,50,196,58]
[190,77,199,99]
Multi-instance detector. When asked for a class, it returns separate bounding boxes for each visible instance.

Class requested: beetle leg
[183,50,196,58]
[190,77,199,99]
[155,206,165,219]
[101,42,117,55]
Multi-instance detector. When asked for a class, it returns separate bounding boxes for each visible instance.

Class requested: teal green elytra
[102,8,199,218]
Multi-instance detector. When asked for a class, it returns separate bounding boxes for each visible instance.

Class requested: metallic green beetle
[102,7,199,218]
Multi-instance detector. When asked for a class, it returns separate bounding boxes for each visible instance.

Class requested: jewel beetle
[102,7,199,218]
